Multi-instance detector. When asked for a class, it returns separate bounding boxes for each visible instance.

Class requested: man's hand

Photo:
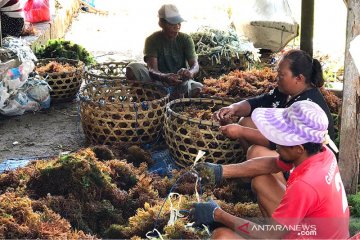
[195,162,223,186]
[219,124,244,140]
[191,199,220,226]
[177,68,193,80]
[164,73,182,85]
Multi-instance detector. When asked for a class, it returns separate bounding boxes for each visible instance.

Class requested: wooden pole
[300,0,314,57]
[0,14,2,47]
[338,0,360,194]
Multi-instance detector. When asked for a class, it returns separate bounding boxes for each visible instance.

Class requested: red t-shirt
[272,146,349,239]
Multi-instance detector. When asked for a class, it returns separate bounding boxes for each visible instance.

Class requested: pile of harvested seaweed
[202,67,277,99]
[0,147,260,239]
[35,61,77,74]
[201,68,342,114]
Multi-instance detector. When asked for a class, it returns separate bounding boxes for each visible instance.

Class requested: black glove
[195,162,223,185]
[191,199,220,227]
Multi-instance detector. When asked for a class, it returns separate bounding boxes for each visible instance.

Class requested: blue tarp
[0,148,177,175]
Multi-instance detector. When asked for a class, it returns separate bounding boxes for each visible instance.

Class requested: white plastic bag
[0,91,41,116]
[26,78,51,109]
[0,84,10,109]
[2,61,35,92]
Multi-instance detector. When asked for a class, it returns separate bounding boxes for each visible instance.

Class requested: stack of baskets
[84,61,129,84]
[35,58,84,101]
[79,80,169,145]
[164,98,243,167]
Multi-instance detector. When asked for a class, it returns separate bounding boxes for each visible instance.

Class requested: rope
[153,170,196,229]
[146,228,164,240]
[153,150,206,229]
[167,193,183,226]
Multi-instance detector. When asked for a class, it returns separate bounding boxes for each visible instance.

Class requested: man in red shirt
[192,100,349,239]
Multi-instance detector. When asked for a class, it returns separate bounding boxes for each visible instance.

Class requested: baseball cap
[158,4,185,24]
[251,100,331,147]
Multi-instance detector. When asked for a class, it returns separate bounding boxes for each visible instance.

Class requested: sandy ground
[0,100,86,160]
[0,0,347,162]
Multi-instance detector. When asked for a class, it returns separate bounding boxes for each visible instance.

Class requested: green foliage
[35,39,95,65]
[349,193,360,217]
[350,218,360,237]
[332,113,340,148]
[348,192,360,236]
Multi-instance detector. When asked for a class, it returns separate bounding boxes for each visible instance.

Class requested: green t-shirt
[143,31,197,74]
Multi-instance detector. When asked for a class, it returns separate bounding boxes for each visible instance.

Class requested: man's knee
[239,117,256,128]
[247,145,269,159]
[251,175,268,194]
[212,227,241,240]
[125,62,151,81]
[246,145,278,160]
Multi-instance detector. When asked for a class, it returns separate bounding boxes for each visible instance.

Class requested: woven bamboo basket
[197,54,249,81]
[84,61,130,84]
[35,58,84,101]
[79,80,169,145]
[164,98,244,167]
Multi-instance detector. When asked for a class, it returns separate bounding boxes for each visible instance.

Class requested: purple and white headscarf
[251,100,329,146]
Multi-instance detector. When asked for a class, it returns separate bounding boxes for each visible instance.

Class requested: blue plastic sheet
[0,157,33,173]
[0,148,177,176]
[149,149,178,176]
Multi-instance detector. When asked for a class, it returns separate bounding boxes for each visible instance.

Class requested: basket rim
[85,61,130,80]
[166,98,235,127]
[35,57,85,75]
[79,80,170,106]
[200,93,243,102]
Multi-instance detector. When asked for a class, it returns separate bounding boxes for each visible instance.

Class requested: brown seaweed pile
[201,68,342,115]
[202,68,277,99]
[0,148,260,239]
[0,192,94,239]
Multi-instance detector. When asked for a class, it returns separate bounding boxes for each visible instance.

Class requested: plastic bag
[2,61,35,92]
[26,78,51,109]
[0,85,10,109]
[24,0,50,23]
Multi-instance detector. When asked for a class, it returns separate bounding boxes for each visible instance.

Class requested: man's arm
[147,57,182,85]
[214,208,288,239]
[222,156,284,179]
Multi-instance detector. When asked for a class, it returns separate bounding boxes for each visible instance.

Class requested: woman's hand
[219,124,244,140]
[214,105,237,121]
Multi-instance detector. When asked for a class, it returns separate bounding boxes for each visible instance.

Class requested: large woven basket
[79,80,169,145]
[35,58,84,101]
[84,61,130,84]
[164,98,244,167]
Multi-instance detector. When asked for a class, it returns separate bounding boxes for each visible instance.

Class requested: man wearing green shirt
[126,4,203,98]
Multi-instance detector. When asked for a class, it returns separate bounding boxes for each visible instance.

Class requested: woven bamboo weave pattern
[164,98,244,167]
[35,58,84,101]
[80,81,169,145]
[84,61,130,84]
